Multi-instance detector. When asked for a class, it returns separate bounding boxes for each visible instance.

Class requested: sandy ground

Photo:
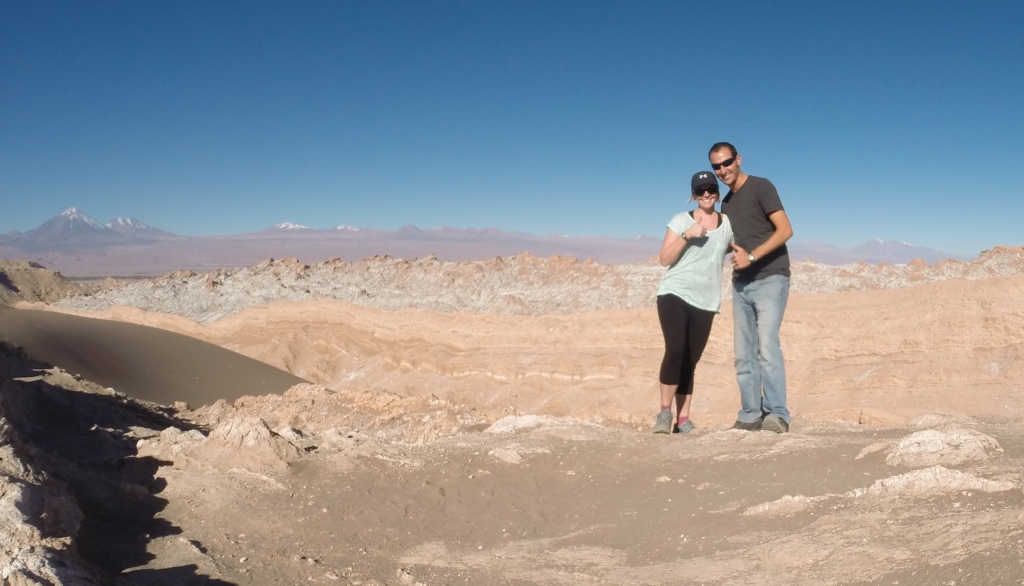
[3,344,1023,585]
[3,256,1024,584]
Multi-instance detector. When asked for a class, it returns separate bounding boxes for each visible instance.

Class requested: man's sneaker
[674,420,695,434]
[731,419,762,431]
[652,410,673,434]
[762,414,789,434]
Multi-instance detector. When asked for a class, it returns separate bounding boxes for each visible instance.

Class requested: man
[709,142,793,433]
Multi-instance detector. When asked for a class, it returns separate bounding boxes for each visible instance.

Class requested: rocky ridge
[52,246,1024,324]
[0,259,82,306]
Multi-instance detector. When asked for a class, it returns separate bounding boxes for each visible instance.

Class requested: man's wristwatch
[747,252,756,264]
[682,232,688,241]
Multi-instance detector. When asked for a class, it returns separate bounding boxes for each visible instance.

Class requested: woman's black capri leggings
[657,294,716,395]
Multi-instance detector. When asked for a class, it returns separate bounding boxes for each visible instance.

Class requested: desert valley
[2,246,1024,585]
[5,1,1019,583]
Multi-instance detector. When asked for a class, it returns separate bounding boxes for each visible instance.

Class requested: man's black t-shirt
[721,175,790,281]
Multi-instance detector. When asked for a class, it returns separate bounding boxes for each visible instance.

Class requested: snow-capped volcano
[0,208,177,251]
[59,207,107,230]
[104,216,175,237]
[4,207,124,251]
[107,217,152,230]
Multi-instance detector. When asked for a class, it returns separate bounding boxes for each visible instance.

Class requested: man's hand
[731,243,751,270]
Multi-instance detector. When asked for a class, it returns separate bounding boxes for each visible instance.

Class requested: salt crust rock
[885,428,1002,467]
[137,417,302,473]
[745,466,1016,516]
[490,448,523,464]
[274,426,302,441]
[136,427,205,464]
[137,383,487,475]
[198,416,303,472]
[908,413,979,429]
[484,415,593,434]
[850,465,1016,497]
[854,442,889,460]
[743,494,828,516]
[195,384,480,444]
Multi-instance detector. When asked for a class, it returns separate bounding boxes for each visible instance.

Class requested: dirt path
[136,414,1024,585]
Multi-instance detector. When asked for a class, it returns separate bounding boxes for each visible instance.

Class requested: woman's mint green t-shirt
[656,212,734,313]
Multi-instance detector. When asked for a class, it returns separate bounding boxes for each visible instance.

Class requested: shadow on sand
[0,343,234,585]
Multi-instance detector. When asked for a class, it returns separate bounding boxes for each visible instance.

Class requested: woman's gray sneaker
[652,410,673,434]
[674,420,695,434]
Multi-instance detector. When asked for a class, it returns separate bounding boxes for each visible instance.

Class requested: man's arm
[730,210,793,270]
[754,210,793,259]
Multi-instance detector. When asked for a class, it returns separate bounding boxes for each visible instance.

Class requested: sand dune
[0,305,305,406]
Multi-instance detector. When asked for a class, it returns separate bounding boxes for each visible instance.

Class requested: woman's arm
[659,227,686,267]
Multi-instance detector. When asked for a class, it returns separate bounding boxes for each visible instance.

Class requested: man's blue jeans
[732,274,790,424]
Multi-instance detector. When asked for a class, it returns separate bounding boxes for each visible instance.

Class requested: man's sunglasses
[693,186,719,196]
[711,156,736,171]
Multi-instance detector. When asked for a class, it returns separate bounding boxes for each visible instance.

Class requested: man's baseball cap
[691,171,718,191]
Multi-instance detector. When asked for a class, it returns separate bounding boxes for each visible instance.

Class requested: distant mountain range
[2,208,180,252]
[789,239,972,265]
[0,208,973,277]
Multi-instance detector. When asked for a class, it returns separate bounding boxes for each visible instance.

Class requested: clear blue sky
[2,1,1021,256]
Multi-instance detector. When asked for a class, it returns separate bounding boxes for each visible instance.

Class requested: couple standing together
[653,142,793,435]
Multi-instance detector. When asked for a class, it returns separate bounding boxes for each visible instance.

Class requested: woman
[652,171,734,434]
